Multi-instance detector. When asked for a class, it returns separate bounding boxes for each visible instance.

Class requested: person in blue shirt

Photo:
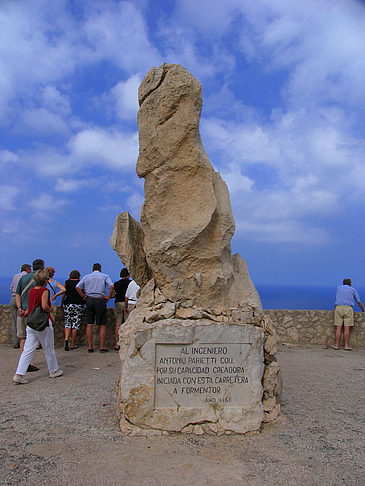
[332,278,364,350]
[76,263,114,353]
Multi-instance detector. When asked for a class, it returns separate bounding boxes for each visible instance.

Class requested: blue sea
[2,275,362,310]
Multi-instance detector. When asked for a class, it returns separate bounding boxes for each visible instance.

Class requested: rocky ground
[1,343,364,486]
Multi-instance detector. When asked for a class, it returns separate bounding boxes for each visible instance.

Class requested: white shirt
[125,280,140,304]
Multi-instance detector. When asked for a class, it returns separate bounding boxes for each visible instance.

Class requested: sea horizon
[1,275,363,310]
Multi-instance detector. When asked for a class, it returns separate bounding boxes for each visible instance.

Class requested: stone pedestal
[118,319,264,435]
[112,63,281,435]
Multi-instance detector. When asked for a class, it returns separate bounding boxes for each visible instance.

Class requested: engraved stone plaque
[120,319,265,434]
[155,343,252,408]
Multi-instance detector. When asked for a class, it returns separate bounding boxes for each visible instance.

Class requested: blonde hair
[34,270,50,286]
[45,266,55,278]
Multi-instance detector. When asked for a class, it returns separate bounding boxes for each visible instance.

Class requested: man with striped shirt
[10,264,31,348]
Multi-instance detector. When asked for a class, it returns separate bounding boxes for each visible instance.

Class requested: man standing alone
[76,263,114,352]
[332,278,364,350]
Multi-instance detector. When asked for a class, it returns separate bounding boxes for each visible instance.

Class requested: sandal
[114,345,120,351]
[344,346,353,351]
[27,364,40,372]
[70,345,78,350]
[100,349,109,353]
[88,348,94,353]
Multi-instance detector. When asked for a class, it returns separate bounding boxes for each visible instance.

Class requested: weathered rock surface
[110,211,151,287]
[111,63,280,435]
[112,63,262,312]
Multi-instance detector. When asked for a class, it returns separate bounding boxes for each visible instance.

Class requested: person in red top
[13,270,63,385]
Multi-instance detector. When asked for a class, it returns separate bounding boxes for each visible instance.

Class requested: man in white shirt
[124,279,140,317]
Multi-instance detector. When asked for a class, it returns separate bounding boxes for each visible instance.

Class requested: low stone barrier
[265,309,365,348]
[0,305,364,348]
[0,305,116,348]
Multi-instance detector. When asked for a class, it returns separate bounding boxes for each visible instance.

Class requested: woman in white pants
[13,270,63,384]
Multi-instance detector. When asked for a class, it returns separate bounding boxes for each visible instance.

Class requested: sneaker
[49,369,63,378]
[13,374,29,385]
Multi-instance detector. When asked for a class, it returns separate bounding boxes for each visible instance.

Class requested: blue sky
[1,0,365,290]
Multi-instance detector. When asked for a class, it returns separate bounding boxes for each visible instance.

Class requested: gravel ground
[1,343,364,486]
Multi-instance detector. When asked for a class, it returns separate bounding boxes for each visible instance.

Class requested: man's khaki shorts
[114,302,125,322]
[16,315,27,338]
[334,305,354,327]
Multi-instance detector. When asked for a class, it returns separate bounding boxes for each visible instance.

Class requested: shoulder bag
[27,289,49,331]
[21,278,35,297]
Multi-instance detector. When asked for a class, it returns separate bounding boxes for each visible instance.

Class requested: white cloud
[203,102,364,244]
[0,185,20,210]
[220,165,254,194]
[54,178,89,193]
[41,86,71,115]
[22,148,75,177]
[0,0,84,119]
[14,127,139,178]
[202,118,281,166]
[0,150,18,164]
[237,0,365,110]
[0,0,160,124]
[29,193,69,212]
[111,75,141,120]
[1,218,22,235]
[19,108,70,136]
[174,0,241,35]
[69,128,138,170]
[84,1,161,71]
[236,219,331,245]
[126,192,144,221]
[1,0,365,253]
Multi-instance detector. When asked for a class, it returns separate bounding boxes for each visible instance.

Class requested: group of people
[10,260,364,385]
[10,259,140,385]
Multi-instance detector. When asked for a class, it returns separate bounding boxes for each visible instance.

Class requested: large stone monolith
[111,63,280,436]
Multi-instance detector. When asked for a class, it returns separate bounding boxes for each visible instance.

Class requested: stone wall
[265,309,365,348]
[0,305,116,347]
[1,305,364,348]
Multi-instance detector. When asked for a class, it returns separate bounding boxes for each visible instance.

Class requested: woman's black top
[114,278,130,303]
[63,279,84,305]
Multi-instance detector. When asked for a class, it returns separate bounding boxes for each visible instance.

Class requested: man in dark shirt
[113,268,130,350]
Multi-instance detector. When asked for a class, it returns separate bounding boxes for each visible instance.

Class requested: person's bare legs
[65,327,71,341]
[344,326,352,349]
[114,321,121,348]
[71,329,77,348]
[100,325,107,350]
[333,325,343,349]
[86,324,94,350]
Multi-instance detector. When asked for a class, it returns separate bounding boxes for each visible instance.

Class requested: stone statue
[111,63,281,436]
